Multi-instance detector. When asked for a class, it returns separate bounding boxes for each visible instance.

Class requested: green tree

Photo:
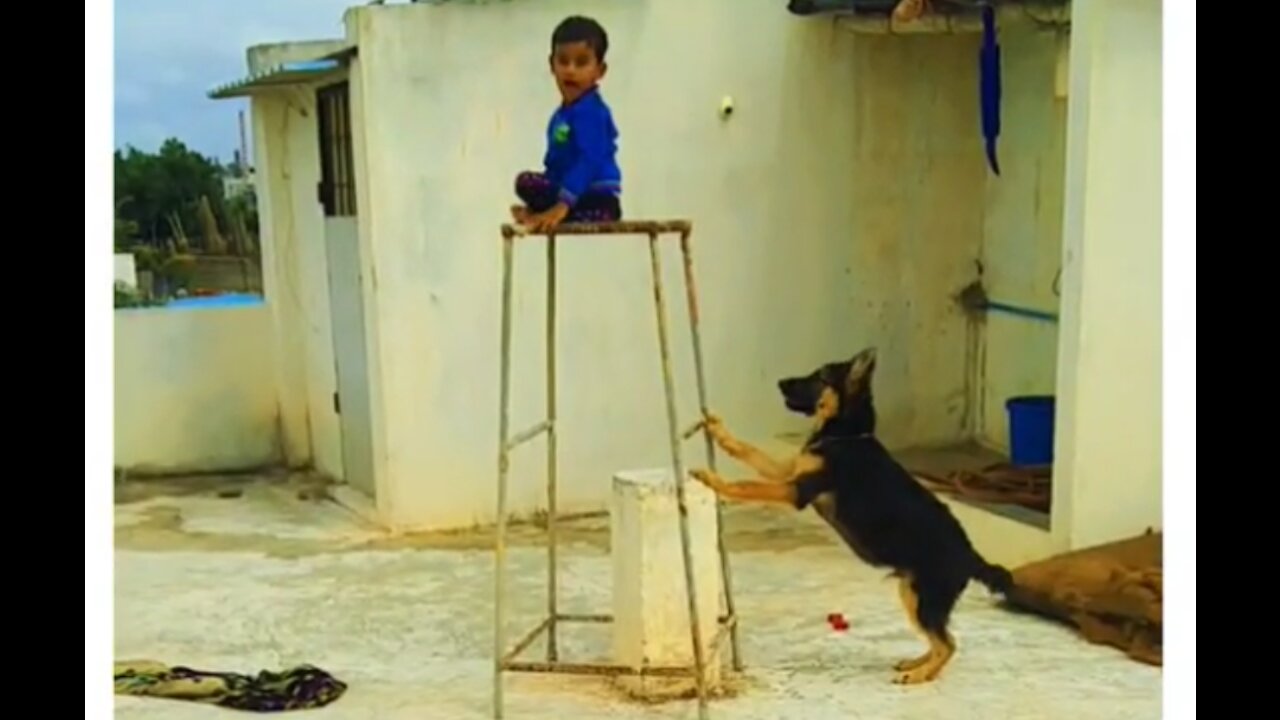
[223,188,260,257]
[114,198,139,251]
[113,138,227,249]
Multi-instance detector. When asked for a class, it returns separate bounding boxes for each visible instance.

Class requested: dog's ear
[844,347,877,394]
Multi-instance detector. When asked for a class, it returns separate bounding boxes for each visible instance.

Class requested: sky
[114,0,358,161]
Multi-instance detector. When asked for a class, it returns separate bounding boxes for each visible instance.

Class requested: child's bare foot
[510,205,530,224]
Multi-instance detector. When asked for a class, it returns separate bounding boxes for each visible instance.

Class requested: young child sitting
[512,16,622,231]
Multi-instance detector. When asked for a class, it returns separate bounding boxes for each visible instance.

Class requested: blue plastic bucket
[1005,395,1056,466]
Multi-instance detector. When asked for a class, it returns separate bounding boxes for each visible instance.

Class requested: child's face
[549,41,605,104]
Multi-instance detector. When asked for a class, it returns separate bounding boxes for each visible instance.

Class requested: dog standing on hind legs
[690,347,1014,685]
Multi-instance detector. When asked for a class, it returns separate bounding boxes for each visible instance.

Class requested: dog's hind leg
[893,577,960,685]
[893,578,933,672]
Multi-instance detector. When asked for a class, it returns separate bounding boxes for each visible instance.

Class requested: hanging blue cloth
[979,4,1002,175]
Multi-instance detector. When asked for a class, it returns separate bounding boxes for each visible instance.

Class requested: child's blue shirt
[542,86,622,206]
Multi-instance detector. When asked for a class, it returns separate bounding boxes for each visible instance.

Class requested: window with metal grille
[316,81,357,217]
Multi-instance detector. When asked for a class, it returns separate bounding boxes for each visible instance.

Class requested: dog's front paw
[689,468,722,492]
[702,413,740,453]
[891,0,929,24]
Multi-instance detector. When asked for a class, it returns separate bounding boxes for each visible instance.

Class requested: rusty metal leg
[678,231,743,672]
[647,232,710,720]
[545,234,560,662]
[494,234,515,720]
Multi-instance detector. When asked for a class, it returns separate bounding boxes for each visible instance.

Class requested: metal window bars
[493,220,742,720]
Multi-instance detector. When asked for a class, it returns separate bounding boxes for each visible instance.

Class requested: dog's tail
[971,556,1014,596]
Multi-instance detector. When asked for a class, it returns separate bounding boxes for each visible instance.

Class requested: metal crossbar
[493,220,741,720]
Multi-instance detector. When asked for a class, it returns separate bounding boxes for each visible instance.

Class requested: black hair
[551,16,609,62]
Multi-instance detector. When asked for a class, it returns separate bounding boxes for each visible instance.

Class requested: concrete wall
[114,306,280,473]
[114,253,138,288]
[245,36,352,480]
[250,88,343,479]
[345,0,1002,530]
[978,24,1069,450]
[1053,0,1162,550]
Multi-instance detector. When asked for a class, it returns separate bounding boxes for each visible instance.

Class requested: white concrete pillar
[250,97,311,468]
[1052,0,1163,551]
[611,468,724,700]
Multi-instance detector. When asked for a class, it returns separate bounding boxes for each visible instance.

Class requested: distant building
[222,169,256,200]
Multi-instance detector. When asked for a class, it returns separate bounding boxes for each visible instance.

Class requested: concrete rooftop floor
[114,473,1161,719]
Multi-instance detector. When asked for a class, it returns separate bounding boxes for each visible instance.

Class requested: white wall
[248,43,346,479]
[114,253,138,289]
[345,0,1000,530]
[1053,0,1162,550]
[978,24,1069,450]
[114,307,280,473]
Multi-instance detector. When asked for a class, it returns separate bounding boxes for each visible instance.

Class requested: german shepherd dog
[689,347,1014,685]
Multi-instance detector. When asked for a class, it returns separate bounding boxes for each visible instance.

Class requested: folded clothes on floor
[114,660,347,712]
[1002,531,1163,666]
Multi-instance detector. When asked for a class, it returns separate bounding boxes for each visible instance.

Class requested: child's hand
[526,202,570,232]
